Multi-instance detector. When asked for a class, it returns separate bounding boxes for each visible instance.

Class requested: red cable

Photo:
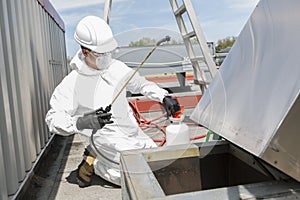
[128,99,206,147]
[190,134,207,140]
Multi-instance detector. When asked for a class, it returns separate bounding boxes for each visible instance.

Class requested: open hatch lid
[191,0,300,182]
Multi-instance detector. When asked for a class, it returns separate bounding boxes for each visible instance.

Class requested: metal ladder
[103,0,112,24]
[169,0,217,93]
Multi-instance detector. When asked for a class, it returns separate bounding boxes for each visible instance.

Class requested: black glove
[163,96,181,118]
[76,111,113,130]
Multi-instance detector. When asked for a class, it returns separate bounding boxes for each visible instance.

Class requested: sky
[49,0,260,57]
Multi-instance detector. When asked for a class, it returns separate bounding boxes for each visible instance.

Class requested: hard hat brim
[90,37,118,53]
[75,36,118,53]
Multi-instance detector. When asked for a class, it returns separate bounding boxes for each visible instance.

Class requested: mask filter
[95,52,112,70]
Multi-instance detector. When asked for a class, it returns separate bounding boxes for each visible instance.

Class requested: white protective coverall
[45,50,168,185]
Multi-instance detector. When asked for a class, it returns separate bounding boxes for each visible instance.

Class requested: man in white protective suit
[45,15,181,187]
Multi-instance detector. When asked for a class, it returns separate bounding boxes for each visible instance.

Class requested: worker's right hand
[163,96,181,118]
[76,112,113,130]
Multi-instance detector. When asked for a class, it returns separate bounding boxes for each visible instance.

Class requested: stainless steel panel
[6,0,27,182]
[262,95,300,181]
[16,0,36,170]
[39,7,48,145]
[33,1,45,148]
[36,0,48,148]
[191,0,300,181]
[20,0,38,163]
[28,0,42,153]
[0,28,9,200]
[0,0,67,198]
[0,0,22,195]
[0,134,8,200]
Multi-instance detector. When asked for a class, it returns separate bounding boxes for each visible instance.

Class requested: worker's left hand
[163,96,181,118]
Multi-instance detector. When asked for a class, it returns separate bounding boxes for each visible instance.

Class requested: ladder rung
[183,31,196,39]
[174,4,186,16]
[190,56,204,62]
[170,0,217,83]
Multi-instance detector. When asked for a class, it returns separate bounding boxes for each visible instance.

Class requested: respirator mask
[90,51,112,70]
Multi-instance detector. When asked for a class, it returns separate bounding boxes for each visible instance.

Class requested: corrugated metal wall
[0,0,67,199]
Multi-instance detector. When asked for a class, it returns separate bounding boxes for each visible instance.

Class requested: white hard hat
[74,16,118,53]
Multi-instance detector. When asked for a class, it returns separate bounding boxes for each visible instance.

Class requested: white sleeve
[45,108,79,136]
[45,77,79,136]
[127,72,168,102]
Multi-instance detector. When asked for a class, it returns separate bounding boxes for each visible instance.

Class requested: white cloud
[49,0,128,12]
[226,0,259,11]
[62,12,87,27]
[49,0,104,11]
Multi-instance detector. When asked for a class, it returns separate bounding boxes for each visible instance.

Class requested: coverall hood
[70,49,104,76]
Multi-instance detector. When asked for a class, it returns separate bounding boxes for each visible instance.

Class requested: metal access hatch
[121,142,300,199]
[190,0,300,182]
